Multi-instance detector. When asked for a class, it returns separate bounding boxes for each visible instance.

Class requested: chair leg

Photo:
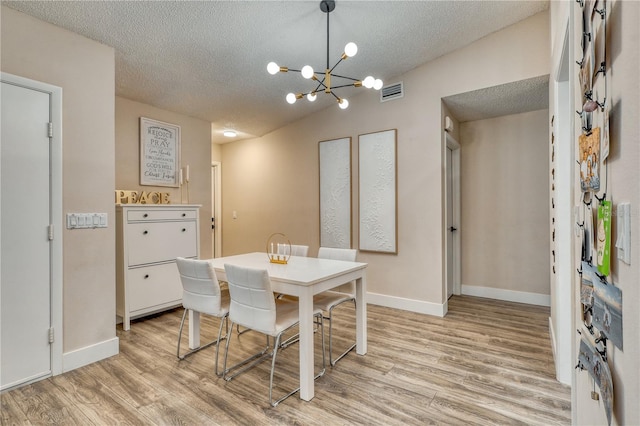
[279,316,322,350]
[328,299,357,367]
[177,309,229,362]
[214,315,228,377]
[176,308,188,359]
[316,312,326,378]
[222,323,271,381]
[236,323,251,336]
[270,315,326,407]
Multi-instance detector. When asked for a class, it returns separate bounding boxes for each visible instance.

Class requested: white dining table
[188,252,367,401]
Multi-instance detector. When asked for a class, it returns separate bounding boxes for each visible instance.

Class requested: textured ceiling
[443,75,549,122]
[4,0,549,143]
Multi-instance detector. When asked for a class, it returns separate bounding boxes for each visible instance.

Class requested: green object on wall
[596,200,612,276]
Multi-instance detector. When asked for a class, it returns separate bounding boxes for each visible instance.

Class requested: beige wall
[115,97,214,258]
[459,110,550,296]
[221,11,550,311]
[1,7,116,353]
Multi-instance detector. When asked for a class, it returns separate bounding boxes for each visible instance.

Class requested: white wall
[459,110,550,304]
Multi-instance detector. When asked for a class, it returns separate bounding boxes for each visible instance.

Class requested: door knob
[449,226,457,232]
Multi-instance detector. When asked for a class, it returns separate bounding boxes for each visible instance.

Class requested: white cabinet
[116,204,200,330]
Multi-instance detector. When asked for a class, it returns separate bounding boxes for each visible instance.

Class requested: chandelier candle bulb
[344,42,358,57]
[185,165,189,183]
[301,65,314,79]
[267,62,280,75]
[179,169,183,185]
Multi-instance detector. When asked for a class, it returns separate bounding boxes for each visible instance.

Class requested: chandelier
[267,0,383,110]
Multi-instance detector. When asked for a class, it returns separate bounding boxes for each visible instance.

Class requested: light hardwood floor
[1,296,571,425]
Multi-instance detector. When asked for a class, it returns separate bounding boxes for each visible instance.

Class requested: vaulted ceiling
[4,1,549,143]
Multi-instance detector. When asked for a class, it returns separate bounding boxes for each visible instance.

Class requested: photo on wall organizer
[579,127,601,192]
[582,200,594,262]
[581,261,597,309]
[578,330,614,426]
[579,55,592,107]
[592,277,623,350]
[601,105,610,161]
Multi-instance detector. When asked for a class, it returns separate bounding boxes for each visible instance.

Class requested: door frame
[211,161,222,257]
[445,132,461,298]
[1,72,63,380]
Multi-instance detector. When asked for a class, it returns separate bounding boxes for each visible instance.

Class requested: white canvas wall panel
[358,129,397,253]
[319,137,351,248]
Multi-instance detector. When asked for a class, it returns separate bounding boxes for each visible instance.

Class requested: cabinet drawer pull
[143,213,148,218]
[144,274,149,279]
[143,230,148,235]
[182,213,186,217]
[181,228,186,232]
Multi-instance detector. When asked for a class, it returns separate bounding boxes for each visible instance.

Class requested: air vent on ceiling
[380,82,404,102]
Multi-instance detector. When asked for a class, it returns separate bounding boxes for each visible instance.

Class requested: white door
[445,133,461,299]
[211,162,221,258]
[1,80,53,389]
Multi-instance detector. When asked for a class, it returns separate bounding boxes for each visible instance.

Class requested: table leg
[189,310,200,349]
[355,275,367,355]
[298,287,314,401]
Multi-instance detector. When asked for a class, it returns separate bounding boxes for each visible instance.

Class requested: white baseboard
[461,285,550,307]
[367,292,446,317]
[62,337,119,373]
[549,316,558,361]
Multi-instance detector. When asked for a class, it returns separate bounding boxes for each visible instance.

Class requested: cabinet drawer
[127,263,183,312]
[127,221,197,266]
[127,209,197,222]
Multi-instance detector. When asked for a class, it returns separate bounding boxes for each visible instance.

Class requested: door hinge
[48,224,54,240]
[48,327,55,343]
[48,122,53,138]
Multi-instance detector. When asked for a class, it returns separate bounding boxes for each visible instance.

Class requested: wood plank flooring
[1,296,571,425]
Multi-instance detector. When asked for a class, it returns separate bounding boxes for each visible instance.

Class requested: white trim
[366,292,446,317]
[444,132,461,297]
[62,337,119,373]
[549,316,557,361]
[211,161,222,257]
[1,72,64,377]
[461,284,550,307]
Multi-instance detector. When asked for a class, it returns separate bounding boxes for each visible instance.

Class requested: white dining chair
[175,257,229,377]
[221,263,325,407]
[314,247,357,366]
[277,243,309,257]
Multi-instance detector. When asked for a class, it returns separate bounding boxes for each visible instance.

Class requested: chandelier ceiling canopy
[267,0,383,110]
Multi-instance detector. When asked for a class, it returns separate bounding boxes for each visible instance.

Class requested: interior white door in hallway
[1,75,61,390]
[445,133,461,299]
[211,162,221,258]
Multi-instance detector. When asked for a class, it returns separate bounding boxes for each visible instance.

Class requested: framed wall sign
[140,117,181,187]
[319,137,352,248]
[358,129,397,253]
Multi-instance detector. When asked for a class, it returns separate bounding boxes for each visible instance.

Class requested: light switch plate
[67,213,108,229]
[616,203,631,264]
